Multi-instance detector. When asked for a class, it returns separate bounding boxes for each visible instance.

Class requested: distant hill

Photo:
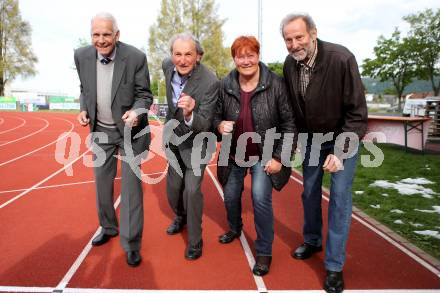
[362,77,439,95]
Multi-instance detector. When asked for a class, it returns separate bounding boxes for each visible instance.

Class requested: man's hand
[122,110,139,127]
[217,121,235,135]
[323,154,343,173]
[177,93,195,119]
[264,159,282,175]
[77,111,90,126]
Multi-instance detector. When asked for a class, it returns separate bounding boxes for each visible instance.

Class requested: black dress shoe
[252,255,272,276]
[166,217,186,235]
[185,239,203,260]
[91,232,117,246]
[218,230,241,244]
[292,243,322,259]
[126,250,142,267]
[324,270,344,293]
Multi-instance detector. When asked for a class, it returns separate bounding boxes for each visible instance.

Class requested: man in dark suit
[74,12,153,267]
[162,33,218,260]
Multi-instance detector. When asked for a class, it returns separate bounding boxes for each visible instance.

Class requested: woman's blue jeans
[223,162,274,256]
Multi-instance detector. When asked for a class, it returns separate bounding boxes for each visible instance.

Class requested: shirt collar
[173,67,192,80]
[97,47,117,62]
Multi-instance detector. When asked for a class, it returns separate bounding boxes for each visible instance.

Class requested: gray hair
[91,12,119,33]
[280,13,316,37]
[169,32,204,56]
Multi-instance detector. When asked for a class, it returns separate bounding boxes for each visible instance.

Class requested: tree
[404,8,440,96]
[383,87,397,95]
[362,29,417,111]
[77,37,89,48]
[150,79,167,103]
[70,38,90,70]
[148,0,231,82]
[0,0,37,96]
[267,62,283,77]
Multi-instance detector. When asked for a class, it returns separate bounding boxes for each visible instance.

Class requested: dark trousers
[166,146,205,246]
[92,125,144,252]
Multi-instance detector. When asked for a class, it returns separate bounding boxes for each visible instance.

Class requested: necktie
[100,57,112,65]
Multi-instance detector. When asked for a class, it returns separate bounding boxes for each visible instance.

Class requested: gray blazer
[162,58,218,168]
[74,41,153,154]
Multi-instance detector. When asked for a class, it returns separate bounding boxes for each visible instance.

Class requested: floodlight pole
[258,0,263,61]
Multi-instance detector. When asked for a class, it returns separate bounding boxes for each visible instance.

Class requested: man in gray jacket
[162,33,218,260]
[74,12,153,267]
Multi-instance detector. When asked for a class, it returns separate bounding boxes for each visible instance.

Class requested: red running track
[0,112,439,293]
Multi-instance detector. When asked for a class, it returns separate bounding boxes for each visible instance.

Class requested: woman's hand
[264,159,282,175]
[218,120,235,135]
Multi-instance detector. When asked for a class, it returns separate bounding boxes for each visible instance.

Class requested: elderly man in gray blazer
[74,12,153,267]
[162,33,218,260]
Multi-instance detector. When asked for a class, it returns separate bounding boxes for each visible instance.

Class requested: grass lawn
[300,144,440,260]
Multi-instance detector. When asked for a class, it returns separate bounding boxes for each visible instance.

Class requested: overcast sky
[10,0,440,97]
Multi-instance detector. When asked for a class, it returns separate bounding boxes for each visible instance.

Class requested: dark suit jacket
[74,41,153,154]
[162,58,218,168]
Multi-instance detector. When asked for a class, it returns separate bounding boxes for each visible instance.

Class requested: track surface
[0,112,439,293]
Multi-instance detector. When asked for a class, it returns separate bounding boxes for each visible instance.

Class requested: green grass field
[316,144,440,260]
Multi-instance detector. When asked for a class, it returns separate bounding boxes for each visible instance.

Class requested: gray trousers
[92,125,144,252]
[166,146,205,246]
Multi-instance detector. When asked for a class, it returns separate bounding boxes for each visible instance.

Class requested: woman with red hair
[213,36,297,276]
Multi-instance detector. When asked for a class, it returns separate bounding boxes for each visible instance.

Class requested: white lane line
[54,195,122,291]
[0,286,54,292]
[206,166,267,293]
[0,180,96,194]
[54,170,169,290]
[0,117,75,166]
[64,290,258,293]
[0,150,91,209]
[64,291,440,293]
[0,285,439,293]
[0,117,26,134]
[271,291,440,293]
[0,117,49,147]
[0,170,170,195]
[0,288,438,293]
[289,174,440,279]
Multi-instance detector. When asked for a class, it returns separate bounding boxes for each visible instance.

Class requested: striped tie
[100,57,112,65]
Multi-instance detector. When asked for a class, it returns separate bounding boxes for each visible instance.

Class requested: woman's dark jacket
[213,62,297,191]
